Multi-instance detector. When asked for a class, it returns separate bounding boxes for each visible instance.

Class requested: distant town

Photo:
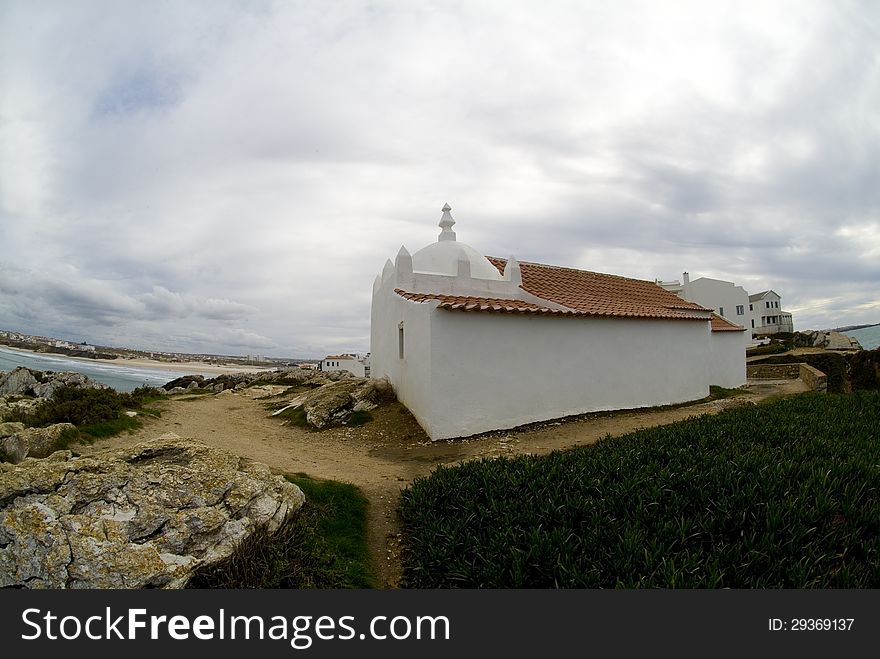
[0,328,314,368]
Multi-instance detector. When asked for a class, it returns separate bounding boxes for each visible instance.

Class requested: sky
[1,0,878,358]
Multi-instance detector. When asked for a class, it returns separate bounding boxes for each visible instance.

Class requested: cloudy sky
[1,0,878,357]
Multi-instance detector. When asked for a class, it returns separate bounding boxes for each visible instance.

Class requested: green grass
[77,415,143,439]
[187,473,375,589]
[399,391,880,588]
[288,473,375,588]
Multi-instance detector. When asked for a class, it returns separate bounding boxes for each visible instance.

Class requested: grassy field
[399,392,880,588]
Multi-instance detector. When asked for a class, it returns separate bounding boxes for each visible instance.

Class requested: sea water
[842,325,880,350]
[0,346,207,392]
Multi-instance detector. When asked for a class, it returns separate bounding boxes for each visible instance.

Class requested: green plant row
[399,392,880,588]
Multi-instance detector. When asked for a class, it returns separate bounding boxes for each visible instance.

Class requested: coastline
[0,344,276,377]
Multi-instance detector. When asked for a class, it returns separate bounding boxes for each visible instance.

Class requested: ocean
[0,346,211,392]
[841,325,880,350]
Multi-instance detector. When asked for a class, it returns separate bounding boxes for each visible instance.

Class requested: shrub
[399,392,880,588]
[848,349,880,391]
[9,386,126,427]
[746,343,788,357]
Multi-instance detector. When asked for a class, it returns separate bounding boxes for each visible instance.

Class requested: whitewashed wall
[370,285,435,433]
[424,312,712,440]
[707,331,747,389]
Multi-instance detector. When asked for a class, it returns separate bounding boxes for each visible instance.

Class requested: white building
[371,204,746,441]
[658,273,751,348]
[749,290,794,335]
[321,354,371,378]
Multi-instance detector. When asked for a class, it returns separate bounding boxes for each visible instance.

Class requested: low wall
[746,363,827,392]
[799,363,827,392]
[747,364,800,380]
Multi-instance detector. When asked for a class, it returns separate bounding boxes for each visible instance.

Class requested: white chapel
[370,204,746,441]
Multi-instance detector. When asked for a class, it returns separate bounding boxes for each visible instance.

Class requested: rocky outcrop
[0,367,107,398]
[273,378,395,429]
[0,435,305,588]
[810,331,862,351]
[162,368,353,394]
[2,423,75,464]
[0,368,109,422]
[31,372,103,398]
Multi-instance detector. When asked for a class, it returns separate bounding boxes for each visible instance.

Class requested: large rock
[275,378,395,429]
[2,423,76,464]
[0,435,305,588]
[0,367,38,396]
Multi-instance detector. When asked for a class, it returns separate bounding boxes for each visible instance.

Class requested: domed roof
[410,204,503,281]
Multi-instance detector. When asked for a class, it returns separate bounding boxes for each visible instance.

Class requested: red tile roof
[395,290,590,316]
[487,257,710,320]
[395,258,714,321]
[710,314,747,332]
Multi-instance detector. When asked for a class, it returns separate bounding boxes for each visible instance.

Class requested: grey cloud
[2,1,879,357]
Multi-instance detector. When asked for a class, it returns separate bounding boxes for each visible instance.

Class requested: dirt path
[76,380,809,588]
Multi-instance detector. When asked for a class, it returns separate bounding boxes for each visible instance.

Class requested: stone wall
[746,362,827,392]
[746,364,801,380]
[799,363,828,392]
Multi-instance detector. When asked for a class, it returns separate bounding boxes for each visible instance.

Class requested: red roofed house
[370,204,746,440]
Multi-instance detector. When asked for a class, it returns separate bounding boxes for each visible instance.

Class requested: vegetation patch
[399,392,880,588]
[708,385,746,399]
[345,410,374,427]
[847,348,880,391]
[187,474,374,588]
[276,405,312,429]
[77,416,142,440]
[4,385,162,453]
[746,343,789,357]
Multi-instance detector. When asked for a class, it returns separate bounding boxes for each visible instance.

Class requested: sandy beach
[1,344,276,377]
[95,355,276,376]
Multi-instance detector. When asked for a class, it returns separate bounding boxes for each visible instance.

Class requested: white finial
[438,202,456,242]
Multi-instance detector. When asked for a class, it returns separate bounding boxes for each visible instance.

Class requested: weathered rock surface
[0,422,26,438]
[0,435,305,588]
[2,423,75,464]
[274,378,395,429]
[0,396,46,422]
